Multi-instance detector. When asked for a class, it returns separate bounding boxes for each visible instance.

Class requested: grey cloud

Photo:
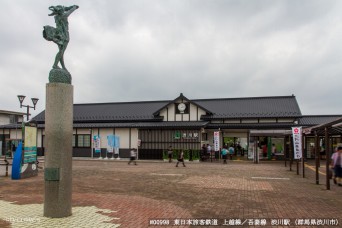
[1,0,341,116]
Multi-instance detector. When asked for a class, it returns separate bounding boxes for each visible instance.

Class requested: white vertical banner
[292,127,302,159]
[93,135,101,153]
[214,131,220,151]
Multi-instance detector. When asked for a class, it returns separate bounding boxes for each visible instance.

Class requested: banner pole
[302,133,305,178]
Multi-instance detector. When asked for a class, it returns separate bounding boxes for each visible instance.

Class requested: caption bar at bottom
[149,218,339,226]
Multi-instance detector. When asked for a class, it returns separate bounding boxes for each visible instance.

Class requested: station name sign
[174,131,199,140]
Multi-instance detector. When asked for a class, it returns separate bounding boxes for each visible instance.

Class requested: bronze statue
[43,5,79,71]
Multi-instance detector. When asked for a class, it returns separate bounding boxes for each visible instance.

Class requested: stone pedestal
[44,83,73,218]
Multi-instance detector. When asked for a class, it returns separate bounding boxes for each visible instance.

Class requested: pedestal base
[44,83,73,218]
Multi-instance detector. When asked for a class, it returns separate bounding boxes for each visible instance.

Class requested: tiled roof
[299,115,342,126]
[33,101,167,122]
[32,95,302,123]
[197,96,301,119]
[303,117,342,136]
[6,122,208,129]
[0,123,22,129]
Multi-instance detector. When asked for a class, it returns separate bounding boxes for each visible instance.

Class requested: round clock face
[178,103,186,112]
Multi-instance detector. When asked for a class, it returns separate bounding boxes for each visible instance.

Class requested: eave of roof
[202,115,301,120]
[0,110,26,115]
[206,123,298,130]
[0,123,22,129]
[31,121,209,129]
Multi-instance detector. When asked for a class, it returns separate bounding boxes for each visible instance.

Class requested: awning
[303,117,342,136]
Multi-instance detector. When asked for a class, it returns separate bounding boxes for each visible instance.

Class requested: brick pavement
[0,159,341,227]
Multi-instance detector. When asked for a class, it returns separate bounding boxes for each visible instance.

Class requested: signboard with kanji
[292,127,302,159]
[214,131,220,151]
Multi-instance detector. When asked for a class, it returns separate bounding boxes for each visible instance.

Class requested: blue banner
[12,142,23,180]
[107,135,115,147]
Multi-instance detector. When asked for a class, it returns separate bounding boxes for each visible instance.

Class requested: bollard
[5,159,9,177]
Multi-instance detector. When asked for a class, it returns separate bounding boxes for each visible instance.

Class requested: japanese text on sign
[292,127,302,159]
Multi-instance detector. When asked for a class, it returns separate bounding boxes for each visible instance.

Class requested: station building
[1,93,341,160]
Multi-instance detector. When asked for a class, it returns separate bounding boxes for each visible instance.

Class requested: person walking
[331,146,342,186]
[176,150,186,167]
[228,145,235,160]
[128,148,137,165]
[207,144,212,155]
[11,143,16,158]
[201,144,207,161]
[168,146,173,163]
[221,147,228,164]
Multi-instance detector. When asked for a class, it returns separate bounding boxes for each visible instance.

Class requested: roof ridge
[74,95,296,106]
[74,100,170,106]
[301,115,342,117]
[193,95,296,102]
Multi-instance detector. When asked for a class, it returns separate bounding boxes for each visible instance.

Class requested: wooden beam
[315,133,319,185]
[325,127,330,190]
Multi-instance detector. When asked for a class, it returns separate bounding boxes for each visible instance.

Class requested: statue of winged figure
[43,5,79,71]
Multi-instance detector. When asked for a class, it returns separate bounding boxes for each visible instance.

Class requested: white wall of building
[0,114,10,125]
[99,128,113,148]
[160,100,207,122]
[78,129,92,134]
[115,128,130,148]
[10,129,22,140]
[130,128,139,148]
[0,113,24,125]
[37,129,43,147]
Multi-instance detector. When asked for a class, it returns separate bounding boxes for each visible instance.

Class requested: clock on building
[178,103,186,113]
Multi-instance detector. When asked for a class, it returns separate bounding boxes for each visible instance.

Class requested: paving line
[251,177,290,180]
[150,173,184,176]
[304,163,326,176]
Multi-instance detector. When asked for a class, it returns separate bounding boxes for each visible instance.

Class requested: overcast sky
[1,0,342,118]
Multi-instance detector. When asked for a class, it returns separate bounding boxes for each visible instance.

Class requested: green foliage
[191,150,200,160]
[163,150,168,160]
[172,149,179,160]
[163,149,200,161]
[183,150,189,160]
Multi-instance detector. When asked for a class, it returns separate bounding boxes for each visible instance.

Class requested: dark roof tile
[299,115,342,126]
[32,95,302,122]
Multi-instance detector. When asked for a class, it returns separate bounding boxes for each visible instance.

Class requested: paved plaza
[0,159,341,227]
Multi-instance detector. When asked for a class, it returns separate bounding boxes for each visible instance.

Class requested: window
[76,134,91,147]
[43,134,90,148]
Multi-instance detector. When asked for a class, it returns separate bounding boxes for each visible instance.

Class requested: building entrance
[223,136,248,160]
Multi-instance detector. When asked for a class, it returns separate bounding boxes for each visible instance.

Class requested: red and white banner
[292,127,302,159]
[214,131,220,151]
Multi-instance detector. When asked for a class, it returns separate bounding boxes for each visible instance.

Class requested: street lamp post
[17,95,39,121]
